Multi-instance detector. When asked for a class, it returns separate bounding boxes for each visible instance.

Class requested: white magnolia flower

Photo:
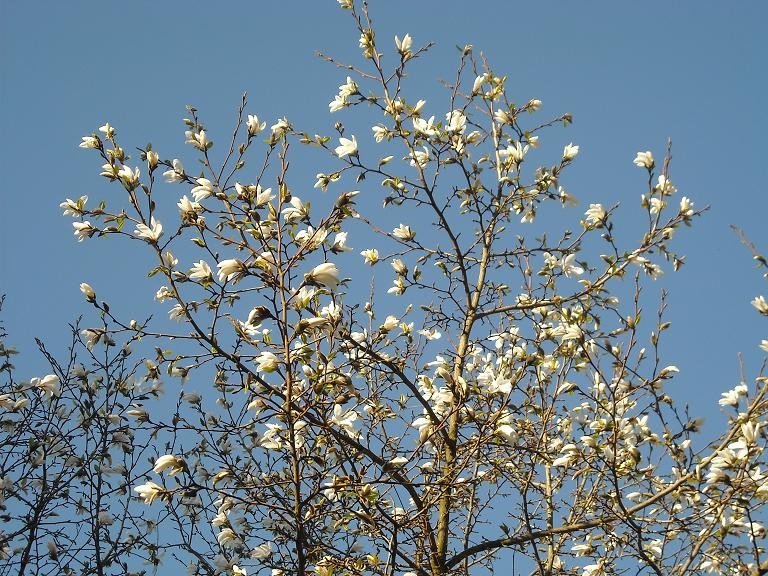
[372,125,388,143]
[32,374,60,398]
[329,94,346,113]
[146,150,159,170]
[752,295,768,316]
[217,528,238,547]
[79,135,100,149]
[335,136,358,157]
[271,117,291,135]
[409,146,430,167]
[306,263,340,289]
[330,405,359,437]
[134,481,164,504]
[80,282,96,301]
[282,197,309,222]
[217,259,246,283]
[233,565,248,576]
[134,217,163,243]
[584,204,606,225]
[191,178,215,202]
[177,195,202,217]
[250,542,273,559]
[361,248,379,265]
[655,174,677,195]
[445,109,466,133]
[679,196,694,217]
[60,195,88,216]
[561,254,584,277]
[394,33,412,55]
[153,455,185,476]
[330,232,353,253]
[118,165,141,190]
[256,351,280,373]
[562,143,579,161]
[247,114,266,136]
[392,223,416,241]
[189,260,212,281]
[499,142,528,164]
[719,384,748,407]
[73,221,95,242]
[163,159,185,183]
[633,150,655,169]
[413,115,437,138]
[185,129,210,150]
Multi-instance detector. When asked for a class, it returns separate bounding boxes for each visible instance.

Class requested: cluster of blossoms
[10,2,762,576]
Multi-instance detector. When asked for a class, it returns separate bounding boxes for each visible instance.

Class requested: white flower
[329,94,346,113]
[60,195,88,216]
[73,221,95,242]
[381,315,399,331]
[233,565,248,576]
[387,456,409,468]
[552,444,579,467]
[250,542,272,559]
[649,197,665,214]
[256,352,280,373]
[719,384,748,407]
[472,74,486,94]
[445,109,466,133]
[134,218,163,243]
[80,283,96,301]
[395,33,412,55]
[409,146,430,167]
[79,135,100,149]
[361,249,379,265]
[146,150,159,170]
[562,143,579,161]
[413,115,437,138]
[155,286,174,303]
[330,232,353,253]
[335,136,358,157]
[271,117,291,135]
[217,259,246,283]
[185,129,210,150]
[679,196,694,217]
[372,125,388,143]
[32,374,60,398]
[752,296,768,316]
[217,528,238,547]
[330,405,359,437]
[561,254,584,277]
[633,150,654,169]
[499,142,528,164]
[247,114,266,136]
[282,197,309,222]
[189,260,212,281]
[584,204,606,225]
[655,174,677,195]
[117,165,141,191]
[134,481,164,504]
[177,195,202,217]
[392,223,415,241]
[306,263,340,289]
[153,455,185,476]
[191,178,215,201]
[163,159,185,183]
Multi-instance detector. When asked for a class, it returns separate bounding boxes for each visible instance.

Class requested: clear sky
[1,0,767,429]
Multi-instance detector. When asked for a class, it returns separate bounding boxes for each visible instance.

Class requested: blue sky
[1,0,767,427]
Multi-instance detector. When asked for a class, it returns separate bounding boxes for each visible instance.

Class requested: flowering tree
[4,2,768,575]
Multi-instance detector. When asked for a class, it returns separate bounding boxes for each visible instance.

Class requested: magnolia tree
[3,2,768,576]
